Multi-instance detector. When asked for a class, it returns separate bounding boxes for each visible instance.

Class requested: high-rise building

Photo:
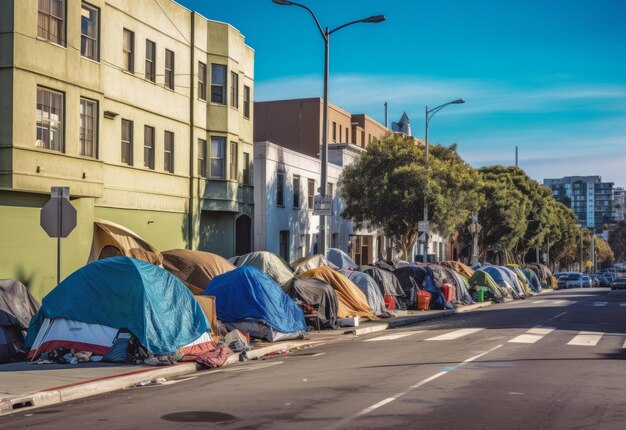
[543,176,615,232]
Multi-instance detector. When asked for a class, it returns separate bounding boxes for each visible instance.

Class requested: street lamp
[422,98,465,263]
[272,0,385,258]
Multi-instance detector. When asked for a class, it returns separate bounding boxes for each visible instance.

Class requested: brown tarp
[88,219,163,266]
[440,261,475,279]
[162,249,235,295]
[298,267,377,320]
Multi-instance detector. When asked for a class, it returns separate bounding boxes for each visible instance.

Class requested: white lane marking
[527,327,556,335]
[620,303,626,307]
[623,339,626,349]
[552,312,567,319]
[344,344,503,425]
[364,331,424,342]
[533,300,546,304]
[592,302,608,307]
[310,352,325,357]
[425,328,483,341]
[509,326,555,344]
[567,331,603,346]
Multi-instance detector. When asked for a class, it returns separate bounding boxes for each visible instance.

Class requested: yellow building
[0,0,254,299]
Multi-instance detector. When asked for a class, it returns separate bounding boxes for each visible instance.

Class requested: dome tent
[326,248,358,270]
[26,257,211,359]
[230,251,294,291]
[340,270,386,315]
[162,249,235,295]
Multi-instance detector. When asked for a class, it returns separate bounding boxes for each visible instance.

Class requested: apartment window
[293,175,301,209]
[36,86,64,152]
[332,122,337,141]
[279,230,290,262]
[79,98,97,158]
[145,40,156,82]
[332,233,338,249]
[122,29,134,73]
[307,179,315,209]
[198,138,207,177]
[230,72,239,108]
[339,126,342,142]
[121,119,133,165]
[361,130,365,147]
[346,128,350,142]
[165,49,175,90]
[80,2,99,61]
[144,125,155,169]
[211,64,226,104]
[243,85,250,119]
[210,136,225,179]
[198,62,207,100]
[38,0,65,46]
[277,172,284,207]
[164,131,174,173]
[242,152,251,185]
[229,141,238,180]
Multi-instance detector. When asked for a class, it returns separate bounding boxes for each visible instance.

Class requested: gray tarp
[230,251,294,291]
[291,255,338,276]
[288,278,339,329]
[0,279,40,363]
[360,266,405,297]
[341,270,386,315]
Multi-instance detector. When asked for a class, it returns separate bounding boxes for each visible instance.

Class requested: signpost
[313,195,332,216]
[468,211,481,266]
[40,187,77,285]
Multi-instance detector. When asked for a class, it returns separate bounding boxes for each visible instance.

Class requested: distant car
[611,277,626,290]
[558,272,586,289]
[591,274,611,288]
[580,275,592,288]
[557,275,569,289]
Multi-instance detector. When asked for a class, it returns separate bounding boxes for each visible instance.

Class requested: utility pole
[590,233,596,273]
[579,228,584,272]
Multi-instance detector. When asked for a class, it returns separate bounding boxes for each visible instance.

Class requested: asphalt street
[3,288,625,430]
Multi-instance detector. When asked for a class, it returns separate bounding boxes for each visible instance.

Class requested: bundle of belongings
[1,279,41,363]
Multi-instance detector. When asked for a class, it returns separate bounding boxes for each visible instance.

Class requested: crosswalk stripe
[623,339,626,349]
[567,331,603,346]
[364,331,424,342]
[509,326,555,344]
[533,300,546,304]
[592,302,608,307]
[619,303,626,307]
[426,328,483,341]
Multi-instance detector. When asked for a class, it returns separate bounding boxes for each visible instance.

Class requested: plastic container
[476,289,485,302]
[383,295,396,310]
[440,284,453,303]
[417,291,431,310]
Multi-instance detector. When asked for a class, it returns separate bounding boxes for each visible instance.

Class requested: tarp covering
[438,266,474,305]
[162,249,235,295]
[287,278,339,329]
[524,263,554,289]
[230,251,294,290]
[88,219,163,266]
[340,270,386,315]
[204,266,307,337]
[394,266,452,309]
[506,265,534,295]
[25,256,209,355]
[481,266,521,299]
[0,279,40,330]
[440,261,475,279]
[291,255,339,275]
[468,270,505,300]
[360,266,405,297]
[298,267,377,320]
[326,248,358,270]
[373,260,397,272]
[521,268,542,293]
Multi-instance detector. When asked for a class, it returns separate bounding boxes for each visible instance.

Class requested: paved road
[3,288,625,429]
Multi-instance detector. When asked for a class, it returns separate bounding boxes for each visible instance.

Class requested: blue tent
[26,257,209,355]
[204,266,306,338]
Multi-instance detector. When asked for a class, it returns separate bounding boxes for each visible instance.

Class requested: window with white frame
[122,28,134,73]
[145,40,156,82]
[165,49,175,90]
[36,86,64,152]
[243,85,250,119]
[279,230,290,262]
[293,175,301,209]
[242,152,251,185]
[230,72,239,109]
[121,119,133,165]
[198,138,207,177]
[164,131,174,173]
[198,62,207,101]
[144,125,155,169]
[38,0,65,46]
[211,64,226,104]
[80,2,99,61]
[210,136,225,179]
[79,97,97,158]
[229,141,238,180]
[307,179,315,209]
[277,172,284,207]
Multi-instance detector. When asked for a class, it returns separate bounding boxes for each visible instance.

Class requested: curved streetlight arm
[426,99,465,127]
[273,0,326,40]
[329,15,385,35]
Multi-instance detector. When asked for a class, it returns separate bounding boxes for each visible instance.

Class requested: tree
[608,221,626,262]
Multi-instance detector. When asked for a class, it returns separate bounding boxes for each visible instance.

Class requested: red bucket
[440,284,453,303]
[417,291,431,310]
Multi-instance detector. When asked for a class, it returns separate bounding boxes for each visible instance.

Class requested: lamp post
[422,99,465,263]
[272,0,385,258]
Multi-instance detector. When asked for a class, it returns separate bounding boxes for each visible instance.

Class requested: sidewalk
[0,300,493,416]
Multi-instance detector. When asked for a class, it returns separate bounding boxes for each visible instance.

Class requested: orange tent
[441,261,475,279]
[162,249,235,295]
[298,267,377,320]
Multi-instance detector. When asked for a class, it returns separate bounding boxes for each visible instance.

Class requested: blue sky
[180,0,626,186]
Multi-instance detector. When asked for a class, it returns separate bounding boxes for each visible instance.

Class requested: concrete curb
[0,340,320,417]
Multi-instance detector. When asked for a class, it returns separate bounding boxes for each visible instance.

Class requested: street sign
[418,232,427,242]
[313,195,332,216]
[418,221,430,232]
[41,188,77,238]
[467,222,482,234]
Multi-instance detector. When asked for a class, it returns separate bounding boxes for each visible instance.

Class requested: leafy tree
[608,221,626,261]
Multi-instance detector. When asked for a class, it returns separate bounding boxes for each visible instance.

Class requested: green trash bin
[476,289,485,302]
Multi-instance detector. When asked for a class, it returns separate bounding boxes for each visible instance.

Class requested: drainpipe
[187,12,195,249]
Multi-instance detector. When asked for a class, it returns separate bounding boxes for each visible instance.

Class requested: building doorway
[235,214,252,256]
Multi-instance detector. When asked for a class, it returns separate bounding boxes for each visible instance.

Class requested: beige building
[0,0,254,299]
[254,98,389,159]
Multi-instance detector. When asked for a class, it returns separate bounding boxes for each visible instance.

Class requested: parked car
[557,275,569,289]
[611,277,626,290]
[557,272,586,289]
[591,274,612,288]
[580,275,592,288]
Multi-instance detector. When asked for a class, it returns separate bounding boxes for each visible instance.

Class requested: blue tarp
[25,257,209,355]
[204,266,306,334]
